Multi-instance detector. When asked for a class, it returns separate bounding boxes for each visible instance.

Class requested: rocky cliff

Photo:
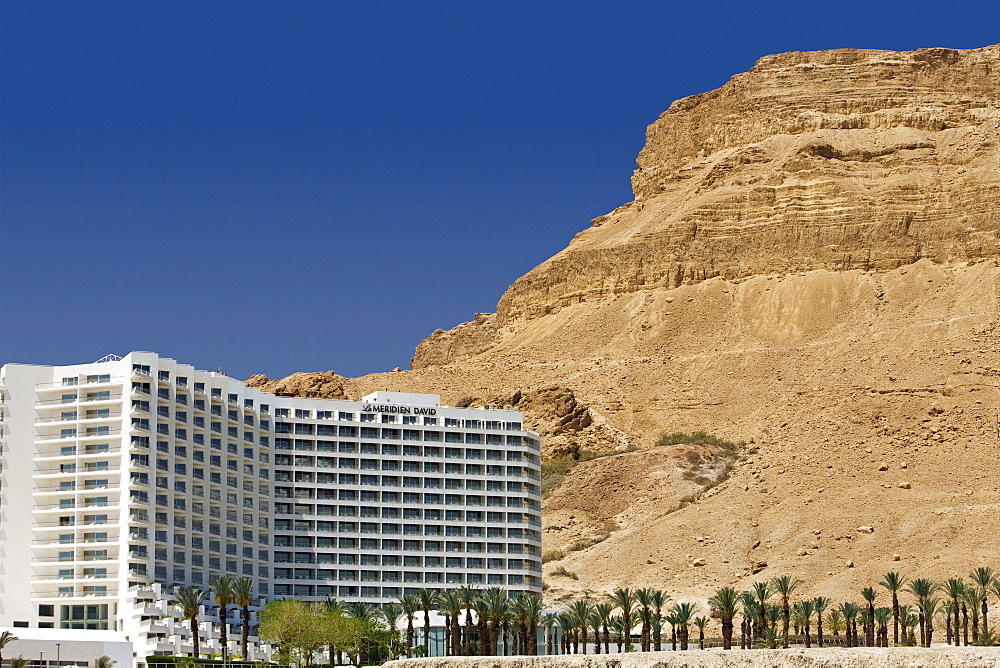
[411,45,1000,343]
[252,44,1000,606]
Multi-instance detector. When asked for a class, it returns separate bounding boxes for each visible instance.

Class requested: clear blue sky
[2,1,996,379]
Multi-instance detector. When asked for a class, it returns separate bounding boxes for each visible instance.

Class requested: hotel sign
[362,403,438,416]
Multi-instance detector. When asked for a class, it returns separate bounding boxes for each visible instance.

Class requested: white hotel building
[0,352,542,660]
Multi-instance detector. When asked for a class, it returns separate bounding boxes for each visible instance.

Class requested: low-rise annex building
[0,352,543,664]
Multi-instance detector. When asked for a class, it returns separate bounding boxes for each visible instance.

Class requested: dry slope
[250,44,1000,606]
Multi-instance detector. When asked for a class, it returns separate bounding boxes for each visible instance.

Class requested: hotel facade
[0,352,542,661]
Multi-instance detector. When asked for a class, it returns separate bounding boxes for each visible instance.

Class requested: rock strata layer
[413,45,999,343]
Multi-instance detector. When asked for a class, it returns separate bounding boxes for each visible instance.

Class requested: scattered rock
[750,561,767,574]
[691,558,706,567]
[857,526,875,533]
[898,482,911,489]
[847,560,855,568]
[893,554,901,561]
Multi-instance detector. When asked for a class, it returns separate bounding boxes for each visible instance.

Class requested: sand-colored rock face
[483,45,1000,329]
[254,45,1000,606]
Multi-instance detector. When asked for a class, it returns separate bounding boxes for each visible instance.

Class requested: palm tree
[540,613,558,656]
[738,591,756,649]
[662,609,678,651]
[942,600,954,645]
[879,571,906,646]
[94,657,115,668]
[969,567,995,636]
[827,609,845,639]
[568,600,595,653]
[840,602,860,647]
[770,575,802,649]
[962,585,983,645]
[923,597,941,646]
[521,594,543,656]
[635,588,655,652]
[694,617,709,650]
[231,577,254,660]
[593,602,614,653]
[905,578,937,647]
[812,597,831,647]
[399,593,419,657]
[175,586,206,658]
[609,615,626,653]
[0,630,19,664]
[437,589,463,656]
[474,593,491,655]
[709,587,738,650]
[609,588,636,652]
[416,588,439,655]
[861,586,878,646]
[901,606,918,646]
[456,585,478,655]
[799,599,815,648]
[751,581,772,643]
[209,575,235,661]
[671,602,697,650]
[9,657,30,668]
[874,607,892,647]
[482,587,508,655]
[556,612,574,654]
[650,589,670,651]
[943,578,965,646]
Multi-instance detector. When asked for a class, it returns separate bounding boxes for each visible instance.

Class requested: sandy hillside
[250,45,1000,607]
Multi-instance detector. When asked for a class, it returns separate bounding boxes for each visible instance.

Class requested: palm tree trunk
[699,626,705,650]
[464,609,474,655]
[926,617,934,647]
[804,618,811,649]
[946,615,952,645]
[983,597,989,639]
[722,619,733,650]
[961,603,969,645]
[892,595,900,646]
[424,611,431,656]
[241,604,250,659]
[603,625,610,654]
[219,604,228,661]
[679,625,688,651]
[918,610,925,648]
[782,606,790,649]
[192,617,200,658]
[952,602,960,647]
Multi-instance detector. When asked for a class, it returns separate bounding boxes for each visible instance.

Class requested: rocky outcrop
[245,371,350,399]
[421,45,1000,339]
[411,313,497,369]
